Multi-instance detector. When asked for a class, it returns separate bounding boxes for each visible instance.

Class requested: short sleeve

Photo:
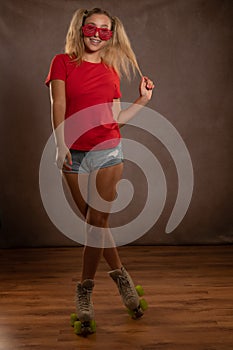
[113,70,122,99]
[45,54,67,87]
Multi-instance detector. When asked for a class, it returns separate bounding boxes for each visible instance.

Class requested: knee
[86,211,109,228]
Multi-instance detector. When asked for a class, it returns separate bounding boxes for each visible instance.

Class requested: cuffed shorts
[62,142,123,174]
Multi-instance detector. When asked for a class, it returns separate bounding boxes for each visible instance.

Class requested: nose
[94,28,99,37]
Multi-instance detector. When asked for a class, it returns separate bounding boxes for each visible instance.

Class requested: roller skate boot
[70,279,96,336]
[109,266,148,319]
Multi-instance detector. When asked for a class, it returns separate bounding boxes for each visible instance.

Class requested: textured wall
[0,0,232,247]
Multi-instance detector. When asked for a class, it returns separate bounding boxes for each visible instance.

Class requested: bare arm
[49,80,72,169]
[49,80,66,146]
[113,76,155,126]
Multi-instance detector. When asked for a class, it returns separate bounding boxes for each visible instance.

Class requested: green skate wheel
[127,308,135,317]
[74,320,96,336]
[127,307,144,319]
[90,319,96,333]
[70,313,78,327]
[140,298,148,311]
[74,320,82,335]
[135,285,144,297]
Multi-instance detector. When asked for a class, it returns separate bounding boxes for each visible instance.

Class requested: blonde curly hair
[64,7,142,79]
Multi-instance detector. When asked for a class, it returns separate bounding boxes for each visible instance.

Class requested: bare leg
[81,245,104,282]
[63,163,124,281]
[103,247,122,270]
[88,163,123,271]
[63,172,103,282]
[62,172,88,218]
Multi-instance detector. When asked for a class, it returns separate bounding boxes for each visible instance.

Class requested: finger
[63,163,72,170]
[63,155,72,170]
[66,152,72,165]
[62,159,72,170]
[56,155,71,170]
[146,79,153,86]
[143,76,154,89]
[140,76,146,86]
[146,80,155,90]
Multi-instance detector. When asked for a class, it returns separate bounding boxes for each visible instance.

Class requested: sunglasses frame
[82,24,113,41]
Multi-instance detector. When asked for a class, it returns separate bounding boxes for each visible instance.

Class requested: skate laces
[77,285,91,311]
[117,275,135,302]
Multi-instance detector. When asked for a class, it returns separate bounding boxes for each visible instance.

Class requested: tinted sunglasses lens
[82,25,112,41]
[82,25,96,37]
[99,28,112,40]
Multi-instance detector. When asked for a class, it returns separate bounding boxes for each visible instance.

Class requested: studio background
[0,0,232,248]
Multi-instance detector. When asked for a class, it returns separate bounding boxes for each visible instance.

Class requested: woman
[45,7,154,335]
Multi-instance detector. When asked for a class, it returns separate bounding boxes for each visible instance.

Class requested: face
[82,14,112,53]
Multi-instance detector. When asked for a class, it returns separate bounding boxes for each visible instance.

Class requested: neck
[83,51,102,63]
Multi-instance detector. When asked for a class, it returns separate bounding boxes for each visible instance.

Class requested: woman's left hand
[139,76,155,101]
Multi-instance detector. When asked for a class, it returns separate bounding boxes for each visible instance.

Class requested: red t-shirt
[45,54,122,150]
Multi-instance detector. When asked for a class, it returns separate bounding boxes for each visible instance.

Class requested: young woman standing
[45,7,154,335]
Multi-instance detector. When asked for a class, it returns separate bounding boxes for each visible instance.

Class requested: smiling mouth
[90,38,102,44]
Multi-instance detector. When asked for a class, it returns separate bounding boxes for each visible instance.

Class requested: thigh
[88,163,123,215]
[63,172,89,218]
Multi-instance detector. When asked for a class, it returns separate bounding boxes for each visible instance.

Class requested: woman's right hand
[55,144,72,170]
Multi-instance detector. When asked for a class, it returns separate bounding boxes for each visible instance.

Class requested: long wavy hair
[64,8,142,79]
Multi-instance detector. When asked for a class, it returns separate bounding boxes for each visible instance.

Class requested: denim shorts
[63,142,123,174]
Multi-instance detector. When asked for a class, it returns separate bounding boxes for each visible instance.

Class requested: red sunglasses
[82,24,113,41]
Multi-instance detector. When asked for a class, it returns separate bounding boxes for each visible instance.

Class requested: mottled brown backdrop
[0,0,232,247]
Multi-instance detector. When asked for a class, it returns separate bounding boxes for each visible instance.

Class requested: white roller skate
[70,279,96,336]
[109,266,148,319]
